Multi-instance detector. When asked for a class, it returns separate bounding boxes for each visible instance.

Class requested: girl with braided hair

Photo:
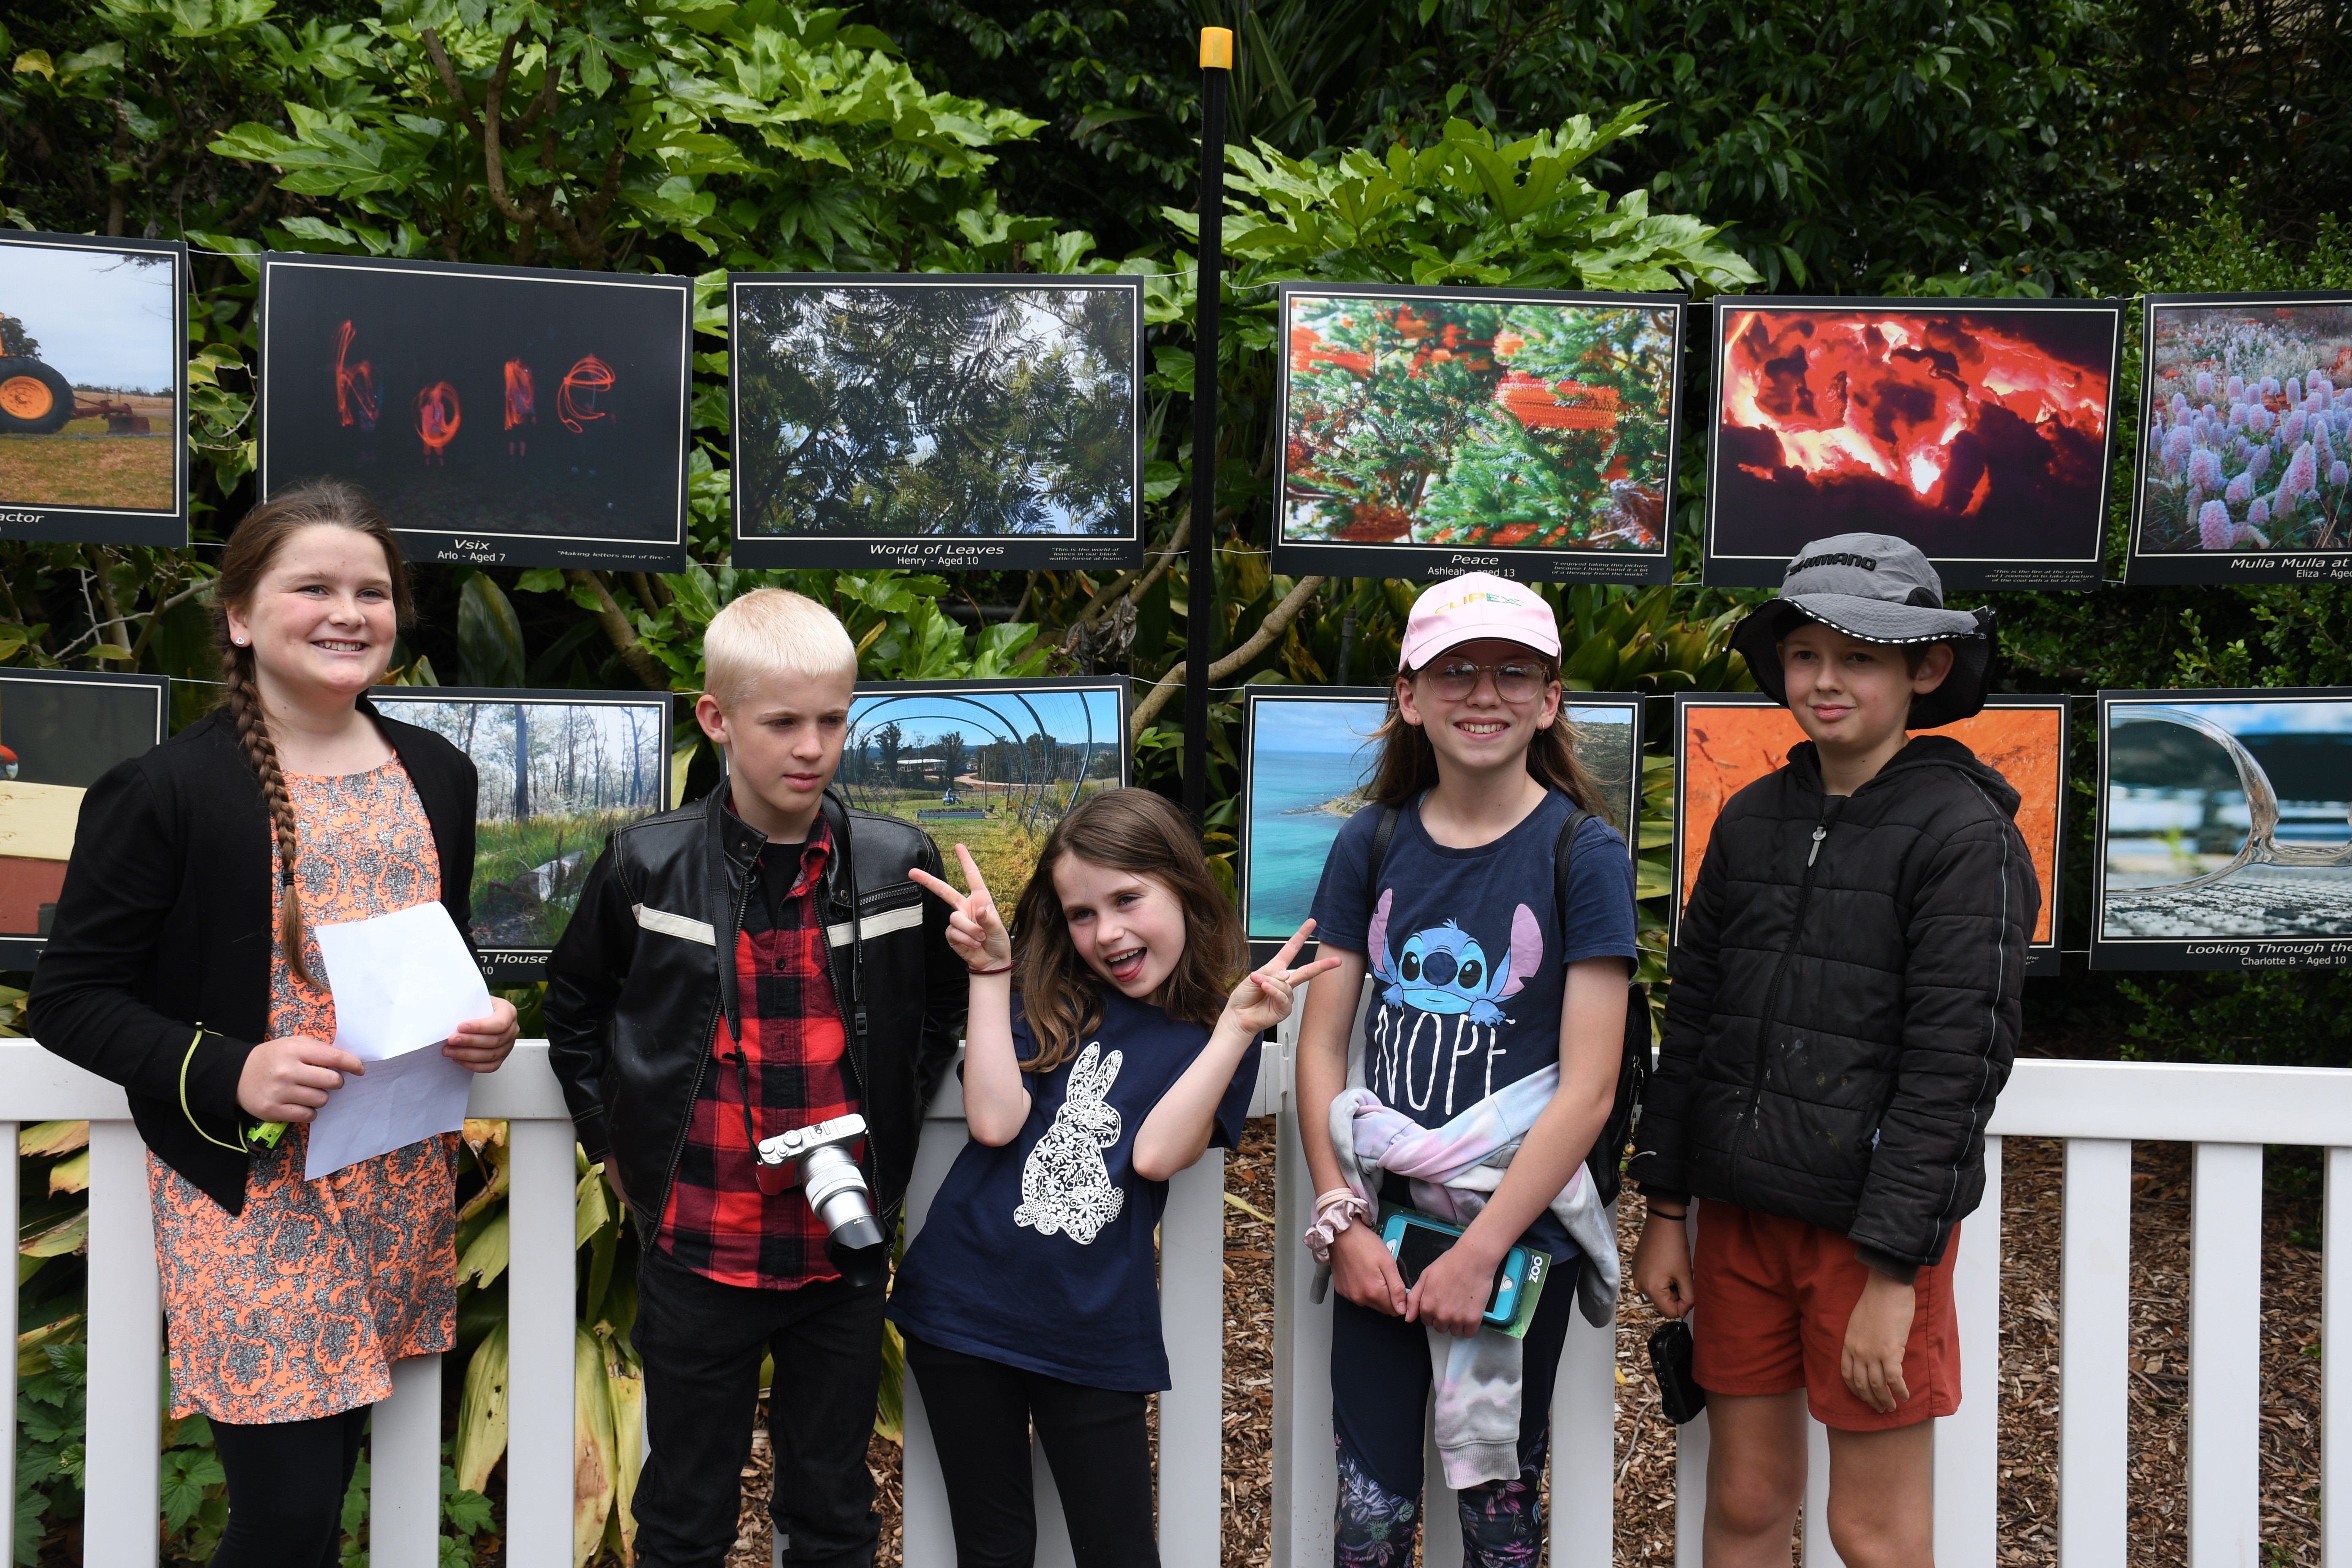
[29,482,519,1567]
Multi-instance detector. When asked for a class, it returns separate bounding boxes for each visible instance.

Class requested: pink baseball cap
[1398,573,1561,670]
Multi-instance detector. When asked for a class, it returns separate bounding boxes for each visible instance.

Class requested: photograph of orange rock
[1707,300,2120,588]
[1673,695,2066,968]
[1274,286,1680,581]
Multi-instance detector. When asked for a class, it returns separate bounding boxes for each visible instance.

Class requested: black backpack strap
[1554,806,1592,928]
[1362,803,1402,929]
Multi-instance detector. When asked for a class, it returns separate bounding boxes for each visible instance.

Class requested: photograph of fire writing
[1710,304,2116,570]
[1675,699,2061,947]
[1279,291,1677,555]
[261,259,684,548]
[2137,301,2352,557]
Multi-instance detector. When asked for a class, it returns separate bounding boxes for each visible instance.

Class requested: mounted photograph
[0,231,187,547]
[0,668,169,968]
[2125,292,2352,584]
[366,688,672,975]
[2093,689,2352,970]
[730,275,1143,572]
[1269,283,1683,585]
[258,254,691,571]
[1240,686,1642,959]
[1704,297,2122,589]
[1671,692,2069,973]
[838,677,1127,913]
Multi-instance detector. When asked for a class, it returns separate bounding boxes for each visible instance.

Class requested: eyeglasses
[1418,659,1550,701]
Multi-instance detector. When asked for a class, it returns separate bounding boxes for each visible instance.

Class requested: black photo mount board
[0,667,170,970]
[1669,691,2070,977]
[0,231,189,547]
[366,684,677,978]
[1266,281,1685,587]
[1701,295,2125,591]
[2090,686,2352,973]
[2123,290,2352,586]
[728,273,1146,573]
[1238,685,1644,965]
[256,253,691,572]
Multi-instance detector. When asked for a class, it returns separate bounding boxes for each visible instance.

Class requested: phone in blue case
[1381,1211,1530,1326]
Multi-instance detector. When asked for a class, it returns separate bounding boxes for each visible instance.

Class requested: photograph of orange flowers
[2125,292,2352,584]
[1704,297,2122,591]
[1671,692,2068,973]
[1269,283,1683,584]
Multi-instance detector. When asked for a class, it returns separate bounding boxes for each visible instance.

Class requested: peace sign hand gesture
[1222,919,1344,1035]
[908,844,1015,974]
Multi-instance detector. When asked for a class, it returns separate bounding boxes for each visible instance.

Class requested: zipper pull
[1807,824,1828,866]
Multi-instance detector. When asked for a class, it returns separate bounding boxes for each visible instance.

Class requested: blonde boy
[548,589,963,1568]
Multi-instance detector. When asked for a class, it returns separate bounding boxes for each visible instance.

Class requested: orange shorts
[1689,1200,1960,1432]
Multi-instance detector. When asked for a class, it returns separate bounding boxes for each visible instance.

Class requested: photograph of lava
[2094,690,2352,970]
[0,667,169,968]
[1672,693,2068,973]
[1705,298,2122,590]
[730,275,1143,572]
[367,687,671,974]
[0,231,186,546]
[1271,284,1683,585]
[258,254,690,571]
[2126,293,2352,584]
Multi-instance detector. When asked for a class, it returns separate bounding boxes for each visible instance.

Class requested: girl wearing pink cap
[1293,573,1639,1565]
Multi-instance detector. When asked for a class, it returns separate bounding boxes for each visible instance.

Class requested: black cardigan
[26,700,479,1214]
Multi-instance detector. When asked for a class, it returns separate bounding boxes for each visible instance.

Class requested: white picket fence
[4,1023,2348,1567]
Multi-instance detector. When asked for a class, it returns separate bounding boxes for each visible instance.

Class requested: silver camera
[757,1113,884,1252]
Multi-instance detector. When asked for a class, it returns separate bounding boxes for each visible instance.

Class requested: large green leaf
[456,574,526,689]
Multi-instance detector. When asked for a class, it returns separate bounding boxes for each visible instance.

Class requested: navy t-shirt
[1309,792,1638,1248]
[888,989,1262,1392]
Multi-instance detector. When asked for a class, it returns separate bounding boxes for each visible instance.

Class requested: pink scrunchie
[1302,1187,1372,1263]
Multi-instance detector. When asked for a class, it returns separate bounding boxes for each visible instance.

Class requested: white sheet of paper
[304,901,496,1180]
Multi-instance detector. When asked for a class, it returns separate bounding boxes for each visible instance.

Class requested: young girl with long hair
[1294,573,1639,1566]
[890,787,1336,1567]
[29,483,519,1567]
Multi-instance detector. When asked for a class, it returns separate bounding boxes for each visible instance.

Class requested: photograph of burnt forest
[371,693,668,953]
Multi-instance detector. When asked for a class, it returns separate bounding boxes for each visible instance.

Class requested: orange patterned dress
[147,759,461,1423]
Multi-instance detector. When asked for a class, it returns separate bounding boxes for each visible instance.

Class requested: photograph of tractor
[0,313,153,434]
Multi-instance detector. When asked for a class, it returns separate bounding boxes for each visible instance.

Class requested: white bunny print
[1013,1042,1127,1244]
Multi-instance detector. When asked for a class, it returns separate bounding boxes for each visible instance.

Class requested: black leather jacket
[544,787,963,1234]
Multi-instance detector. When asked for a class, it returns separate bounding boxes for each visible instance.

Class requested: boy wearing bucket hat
[1628,534,2038,1568]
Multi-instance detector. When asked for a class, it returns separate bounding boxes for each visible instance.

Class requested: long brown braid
[211,482,414,988]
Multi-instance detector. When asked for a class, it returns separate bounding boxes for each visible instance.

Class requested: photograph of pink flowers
[2126,292,2352,584]
[1268,283,1684,585]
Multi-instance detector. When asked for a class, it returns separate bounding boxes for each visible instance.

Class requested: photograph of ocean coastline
[258,254,692,571]
[368,687,672,973]
[0,668,169,967]
[1269,283,1683,585]
[1241,687,1642,954]
[2093,689,2352,969]
[730,275,1144,572]
[2125,293,2352,584]
[1671,693,2069,972]
[0,231,187,545]
[838,678,1127,915]
[1704,297,2122,590]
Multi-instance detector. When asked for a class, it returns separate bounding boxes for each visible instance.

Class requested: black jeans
[210,1404,370,1568]
[903,1334,1159,1568]
[632,1243,888,1568]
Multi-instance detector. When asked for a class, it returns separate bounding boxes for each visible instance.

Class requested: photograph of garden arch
[367,687,672,974]
[837,678,1127,914]
[2094,689,2352,967]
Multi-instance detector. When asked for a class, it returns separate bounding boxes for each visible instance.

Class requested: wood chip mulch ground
[720,1123,2325,1567]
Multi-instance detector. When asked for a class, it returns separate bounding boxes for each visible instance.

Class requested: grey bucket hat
[1728,533,1997,729]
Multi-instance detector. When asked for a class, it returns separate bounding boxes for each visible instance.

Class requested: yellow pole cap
[1199,27,1233,70]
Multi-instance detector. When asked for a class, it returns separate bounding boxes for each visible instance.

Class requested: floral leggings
[1328,1262,1576,1568]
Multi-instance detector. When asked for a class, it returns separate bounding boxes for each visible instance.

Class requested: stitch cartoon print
[1364,888,1545,1116]
[1014,1042,1128,1244]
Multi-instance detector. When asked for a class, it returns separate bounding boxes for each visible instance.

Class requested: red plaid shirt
[656,817,859,1290]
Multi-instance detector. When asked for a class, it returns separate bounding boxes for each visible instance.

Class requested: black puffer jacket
[1631,736,2038,1277]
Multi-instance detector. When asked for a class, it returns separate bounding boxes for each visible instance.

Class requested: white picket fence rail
[5,1026,2348,1567]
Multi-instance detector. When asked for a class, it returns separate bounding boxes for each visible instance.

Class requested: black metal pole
[1183,27,1230,830]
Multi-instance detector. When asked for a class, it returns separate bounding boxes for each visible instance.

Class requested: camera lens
[799,1143,885,1251]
